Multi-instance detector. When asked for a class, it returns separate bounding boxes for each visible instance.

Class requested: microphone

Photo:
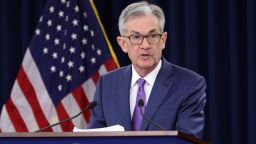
[34,101,97,132]
[138,99,165,130]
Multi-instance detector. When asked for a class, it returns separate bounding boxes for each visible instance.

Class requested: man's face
[117,15,167,76]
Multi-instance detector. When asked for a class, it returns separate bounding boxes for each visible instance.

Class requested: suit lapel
[117,66,133,130]
[141,59,175,130]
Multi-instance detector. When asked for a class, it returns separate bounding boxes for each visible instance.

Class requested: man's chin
[137,63,156,70]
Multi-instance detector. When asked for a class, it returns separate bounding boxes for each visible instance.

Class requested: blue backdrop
[1,0,256,143]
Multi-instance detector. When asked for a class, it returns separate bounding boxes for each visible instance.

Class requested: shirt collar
[131,60,162,87]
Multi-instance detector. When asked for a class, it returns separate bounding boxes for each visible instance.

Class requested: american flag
[0,0,118,132]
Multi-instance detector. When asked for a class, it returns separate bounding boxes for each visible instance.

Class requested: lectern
[0,131,208,144]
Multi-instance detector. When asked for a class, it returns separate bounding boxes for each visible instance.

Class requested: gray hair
[118,1,165,35]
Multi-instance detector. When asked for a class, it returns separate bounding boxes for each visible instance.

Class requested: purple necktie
[132,78,146,131]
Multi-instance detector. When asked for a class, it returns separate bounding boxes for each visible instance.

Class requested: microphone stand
[138,99,165,130]
[34,101,97,132]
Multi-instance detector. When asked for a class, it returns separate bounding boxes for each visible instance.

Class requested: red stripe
[104,59,118,71]
[5,99,28,132]
[56,102,74,131]
[16,66,53,132]
[72,86,91,123]
[91,72,100,85]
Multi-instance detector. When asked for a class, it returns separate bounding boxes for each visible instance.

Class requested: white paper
[73,125,125,132]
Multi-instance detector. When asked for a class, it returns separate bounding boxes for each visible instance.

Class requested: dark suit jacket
[87,58,207,138]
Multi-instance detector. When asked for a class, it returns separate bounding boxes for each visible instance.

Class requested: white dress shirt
[130,60,162,119]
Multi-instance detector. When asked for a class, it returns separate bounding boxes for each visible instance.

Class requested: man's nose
[140,37,150,49]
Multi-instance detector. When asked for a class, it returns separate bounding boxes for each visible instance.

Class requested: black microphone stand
[34,101,97,132]
[138,99,165,130]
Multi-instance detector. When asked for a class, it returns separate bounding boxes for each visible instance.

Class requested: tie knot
[137,78,146,88]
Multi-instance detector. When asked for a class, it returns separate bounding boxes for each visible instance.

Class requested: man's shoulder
[162,59,205,81]
[101,65,131,79]
[172,64,204,79]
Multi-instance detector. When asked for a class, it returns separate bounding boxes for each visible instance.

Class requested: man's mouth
[141,54,150,56]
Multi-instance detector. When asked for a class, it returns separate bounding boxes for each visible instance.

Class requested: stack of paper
[73,125,125,132]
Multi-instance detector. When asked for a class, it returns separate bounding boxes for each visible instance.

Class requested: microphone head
[138,99,144,108]
[89,101,97,109]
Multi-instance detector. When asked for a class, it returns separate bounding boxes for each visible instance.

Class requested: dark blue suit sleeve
[175,76,207,138]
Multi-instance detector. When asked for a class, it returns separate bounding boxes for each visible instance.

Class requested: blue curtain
[1,0,255,143]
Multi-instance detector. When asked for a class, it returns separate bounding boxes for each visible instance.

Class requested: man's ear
[117,36,128,53]
[161,32,167,49]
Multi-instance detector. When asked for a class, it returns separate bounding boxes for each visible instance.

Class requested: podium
[0,131,208,144]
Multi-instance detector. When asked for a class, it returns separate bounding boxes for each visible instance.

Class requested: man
[87,1,206,138]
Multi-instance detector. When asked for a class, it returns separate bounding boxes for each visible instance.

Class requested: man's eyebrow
[148,29,158,33]
[130,30,140,35]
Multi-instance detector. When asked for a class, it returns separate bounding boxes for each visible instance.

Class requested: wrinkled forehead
[123,15,161,35]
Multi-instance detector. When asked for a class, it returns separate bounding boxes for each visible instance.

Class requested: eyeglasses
[122,33,162,45]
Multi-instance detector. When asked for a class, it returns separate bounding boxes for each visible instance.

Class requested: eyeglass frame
[121,33,163,45]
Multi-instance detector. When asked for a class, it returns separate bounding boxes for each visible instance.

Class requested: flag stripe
[61,93,87,129]
[72,86,91,123]
[82,79,96,103]
[104,59,118,71]
[91,72,100,85]
[99,64,108,76]
[17,66,53,132]
[11,81,39,131]
[5,99,28,132]
[56,102,74,131]
[0,106,16,132]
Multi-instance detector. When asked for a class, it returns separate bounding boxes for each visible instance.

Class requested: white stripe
[22,49,62,132]
[99,64,108,76]
[61,94,87,128]
[81,64,107,102]
[82,79,96,102]
[10,81,39,132]
[0,106,16,132]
